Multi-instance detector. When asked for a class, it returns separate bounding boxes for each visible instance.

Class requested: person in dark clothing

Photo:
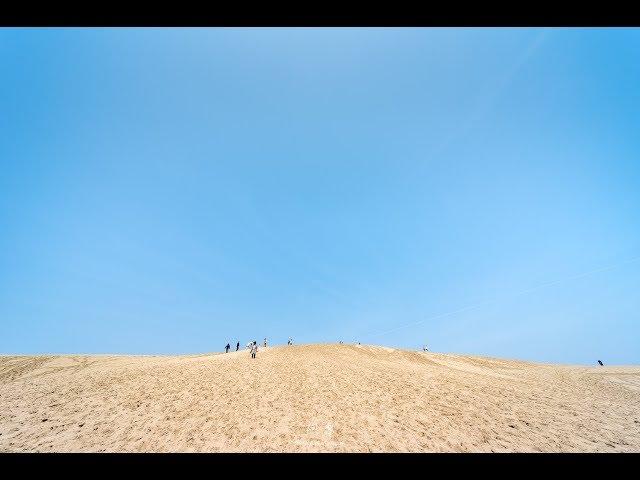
[598,360,604,366]
[225,343,230,353]
[236,341,240,351]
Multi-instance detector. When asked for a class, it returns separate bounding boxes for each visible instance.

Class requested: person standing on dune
[225,343,230,353]
[250,342,258,359]
[236,341,239,351]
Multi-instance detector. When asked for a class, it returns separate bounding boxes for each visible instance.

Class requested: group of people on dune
[223,337,294,358]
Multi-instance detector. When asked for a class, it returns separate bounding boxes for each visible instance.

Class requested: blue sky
[1,28,639,364]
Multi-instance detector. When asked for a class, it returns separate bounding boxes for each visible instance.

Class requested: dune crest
[1,344,639,452]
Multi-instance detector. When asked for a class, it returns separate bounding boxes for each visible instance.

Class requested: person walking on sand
[236,341,240,352]
[225,343,230,353]
[250,342,258,359]
[263,338,267,347]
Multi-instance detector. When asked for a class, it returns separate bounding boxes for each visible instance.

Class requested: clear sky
[1,28,639,364]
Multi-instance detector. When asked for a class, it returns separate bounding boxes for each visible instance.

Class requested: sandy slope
[1,344,639,452]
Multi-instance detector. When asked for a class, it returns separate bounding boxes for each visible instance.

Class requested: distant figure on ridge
[250,342,258,359]
[287,338,293,346]
[263,338,267,347]
[598,360,604,366]
[236,341,240,351]
[225,343,230,353]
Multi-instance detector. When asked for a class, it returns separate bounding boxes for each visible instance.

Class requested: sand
[1,344,639,452]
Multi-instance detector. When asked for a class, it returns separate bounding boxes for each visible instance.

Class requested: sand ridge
[1,344,639,452]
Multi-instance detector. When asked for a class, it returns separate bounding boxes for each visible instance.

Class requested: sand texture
[1,344,639,452]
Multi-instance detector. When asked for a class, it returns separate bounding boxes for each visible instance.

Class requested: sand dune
[1,344,639,452]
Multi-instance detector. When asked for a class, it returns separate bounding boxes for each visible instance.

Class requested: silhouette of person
[225,343,230,353]
[598,360,604,366]
[236,342,240,351]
